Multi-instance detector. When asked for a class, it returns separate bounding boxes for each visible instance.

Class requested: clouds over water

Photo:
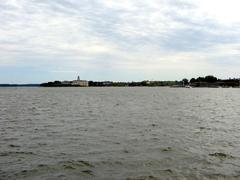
[0,0,240,82]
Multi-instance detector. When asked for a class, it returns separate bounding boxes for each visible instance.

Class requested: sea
[0,87,240,180]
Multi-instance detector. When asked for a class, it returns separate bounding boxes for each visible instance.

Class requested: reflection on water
[0,87,240,180]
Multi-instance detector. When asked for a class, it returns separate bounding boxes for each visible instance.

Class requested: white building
[71,76,89,87]
[61,81,71,85]
[71,80,89,87]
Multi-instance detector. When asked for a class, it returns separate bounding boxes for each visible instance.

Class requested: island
[40,75,240,88]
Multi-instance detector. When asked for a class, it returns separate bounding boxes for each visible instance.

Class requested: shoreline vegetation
[39,75,240,88]
[1,75,239,88]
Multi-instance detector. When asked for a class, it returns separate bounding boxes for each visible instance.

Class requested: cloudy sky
[1,0,240,83]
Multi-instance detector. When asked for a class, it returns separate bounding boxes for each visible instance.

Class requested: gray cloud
[0,0,240,82]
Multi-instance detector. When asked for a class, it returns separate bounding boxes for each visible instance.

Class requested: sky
[0,0,240,83]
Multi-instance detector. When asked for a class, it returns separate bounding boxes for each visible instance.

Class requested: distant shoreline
[1,85,239,89]
[0,84,40,87]
[2,75,240,88]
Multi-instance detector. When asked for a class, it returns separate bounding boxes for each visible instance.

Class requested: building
[71,76,89,87]
[61,81,71,85]
[102,81,113,86]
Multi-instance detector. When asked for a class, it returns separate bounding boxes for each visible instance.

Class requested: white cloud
[194,0,240,24]
[0,0,240,82]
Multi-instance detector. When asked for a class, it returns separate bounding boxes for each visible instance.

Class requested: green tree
[204,75,217,83]
[182,78,189,86]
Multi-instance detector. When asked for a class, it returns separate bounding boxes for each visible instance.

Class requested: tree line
[40,75,240,87]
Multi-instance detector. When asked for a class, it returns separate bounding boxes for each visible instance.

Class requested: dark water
[1,87,240,180]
